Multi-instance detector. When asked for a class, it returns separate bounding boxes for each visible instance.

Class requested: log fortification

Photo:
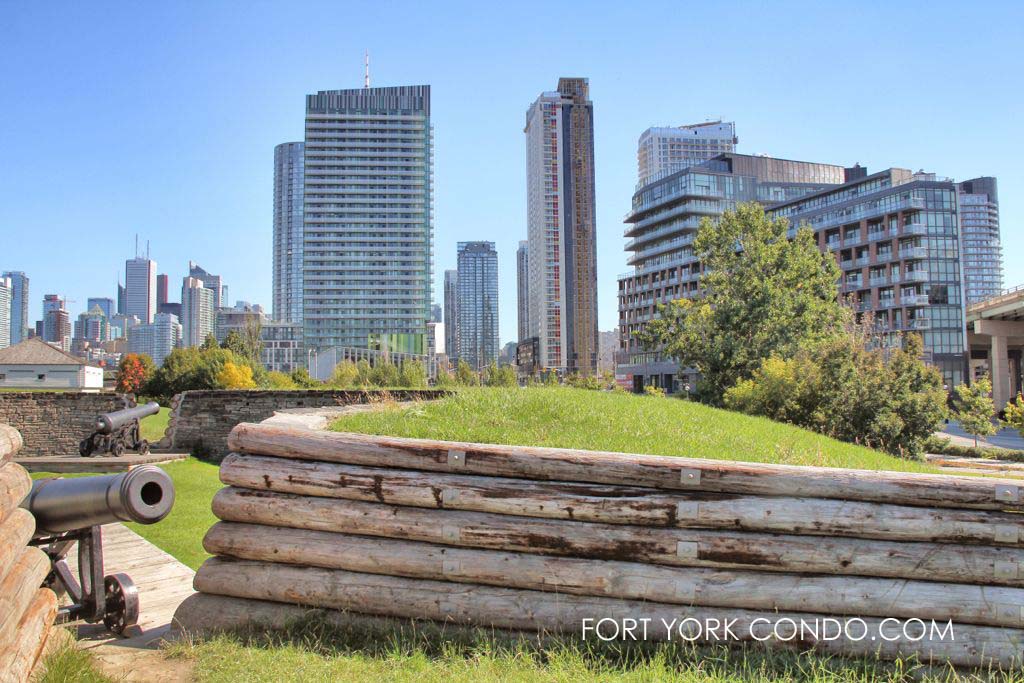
[173,423,1024,669]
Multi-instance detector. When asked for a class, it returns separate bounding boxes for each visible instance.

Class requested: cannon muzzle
[23,465,175,535]
[94,401,160,435]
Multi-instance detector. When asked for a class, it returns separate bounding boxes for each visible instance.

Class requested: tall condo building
[443,270,458,363]
[188,262,224,310]
[117,283,126,315]
[0,277,11,349]
[181,276,215,347]
[42,294,71,351]
[455,242,499,370]
[302,85,433,355]
[128,313,181,367]
[87,297,114,320]
[516,241,529,342]
[1,272,28,346]
[957,177,1002,304]
[125,257,157,324]
[156,274,169,306]
[637,121,738,187]
[524,78,599,375]
[273,142,305,323]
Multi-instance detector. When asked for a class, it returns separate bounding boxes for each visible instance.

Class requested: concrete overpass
[967,284,1024,410]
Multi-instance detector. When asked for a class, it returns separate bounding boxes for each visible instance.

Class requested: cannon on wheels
[21,466,175,635]
[79,401,160,457]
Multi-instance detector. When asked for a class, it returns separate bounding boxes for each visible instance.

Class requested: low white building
[0,337,104,390]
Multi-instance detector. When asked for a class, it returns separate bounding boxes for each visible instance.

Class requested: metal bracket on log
[675,501,700,520]
[995,525,1019,544]
[676,541,699,559]
[995,485,1020,504]
[442,559,461,575]
[995,604,1024,626]
[440,489,460,506]
[994,560,1019,580]
[678,468,701,486]
[442,525,461,543]
[447,450,466,468]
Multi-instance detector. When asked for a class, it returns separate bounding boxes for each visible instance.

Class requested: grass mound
[332,387,939,473]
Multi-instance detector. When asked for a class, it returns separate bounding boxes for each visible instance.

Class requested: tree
[115,353,155,394]
[217,361,257,389]
[355,360,373,387]
[952,376,997,447]
[483,362,517,387]
[638,203,848,405]
[1004,395,1024,438]
[222,320,264,366]
[266,371,298,390]
[455,360,479,386]
[201,333,220,351]
[290,367,320,388]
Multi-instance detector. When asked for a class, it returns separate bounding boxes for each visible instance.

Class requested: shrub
[290,367,320,388]
[398,361,428,388]
[145,346,257,399]
[434,366,455,388]
[951,376,997,447]
[483,362,517,387]
[371,360,400,387]
[455,360,479,386]
[1004,394,1024,438]
[266,371,298,390]
[643,385,666,397]
[217,361,257,389]
[115,353,155,394]
[329,360,359,388]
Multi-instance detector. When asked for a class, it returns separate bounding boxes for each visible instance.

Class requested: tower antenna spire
[364,49,370,88]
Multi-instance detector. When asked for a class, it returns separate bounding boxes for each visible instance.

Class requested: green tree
[201,333,220,351]
[290,367,320,388]
[1004,394,1024,438]
[329,360,359,389]
[266,371,298,389]
[483,362,517,387]
[952,376,997,447]
[455,360,479,386]
[639,203,848,405]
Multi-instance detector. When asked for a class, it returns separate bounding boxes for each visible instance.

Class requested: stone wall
[164,390,447,457]
[0,392,134,457]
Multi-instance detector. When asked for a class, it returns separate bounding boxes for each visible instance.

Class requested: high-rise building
[636,121,738,187]
[1,272,29,346]
[516,241,529,342]
[42,295,71,352]
[524,78,598,375]
[302,85,433,356]
[215,301,265,344]
[957,177,1002,304]
[273,141,305,324]
[156,274,170,306]
[181,276,215,347]
[125,257,157,324]
[430,303,442,323]
[261,321,303,373]
[87,297,115,320]
[455,242,499,370]
[128,313,181,367]
[0,277,11,350]
[188,262,224,310]
[117,283,126,315]
[443,269,458,363]
[74,305,111,344]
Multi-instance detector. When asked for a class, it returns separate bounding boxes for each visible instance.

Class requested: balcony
[901,294,929,306]
[869,276,889,286]
[904,271,929,283]
[842,280,864,292]
[842,235,862,247]
[858,300,874,312]
[825,238,841,250]
[868,229,892,242]
[902,223,928,236]
[899,247,927,260]
[878,297,896,308]
[910,319,931,330]
[854,256,870,267]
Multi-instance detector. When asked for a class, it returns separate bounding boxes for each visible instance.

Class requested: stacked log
[174,423,1024,669]
[0,424,57,683]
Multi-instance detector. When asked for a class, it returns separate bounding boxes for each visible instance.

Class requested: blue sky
[2,1,1021,344]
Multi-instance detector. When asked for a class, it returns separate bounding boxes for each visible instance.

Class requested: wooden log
[227,423,1024,511]
[212,488,1024,587]
[0,547,50,652]
[193,558,1024,669]
[204,521,1024,628]
[0,463,31,525]
[0,588,57,683]
[0,425,22,465]
[0,509,36,582]
[221,453,1024,546]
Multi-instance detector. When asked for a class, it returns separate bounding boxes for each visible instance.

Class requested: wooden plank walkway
[19,452,188,473]
[65,523,195,650]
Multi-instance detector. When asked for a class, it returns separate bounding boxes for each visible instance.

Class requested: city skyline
[2,2,1021,345]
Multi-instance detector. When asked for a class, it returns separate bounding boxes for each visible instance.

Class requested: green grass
[139,406,170,443]
[332,387,942,473]
[36,635,113,683]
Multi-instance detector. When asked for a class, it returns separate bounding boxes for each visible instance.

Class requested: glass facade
[273,142,305,323]
[455,241,499,370]
[957,177,1002,304]
[302,85,433,354]
[1,272,28,346]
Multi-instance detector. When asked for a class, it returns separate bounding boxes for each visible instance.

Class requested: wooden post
[0,509,35,582]
[192,557,1024,669]
[220,453,1024,546]
[0,425,23,465]
[227,424,1024,511]
[204,521,1024,629]
[0,588,57,683]
[0,463,31,525]
[211,489,1024,587]
[0,547,50,652]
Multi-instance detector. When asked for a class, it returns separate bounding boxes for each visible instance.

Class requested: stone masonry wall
[0,392,135,457]
[164,390,447,457]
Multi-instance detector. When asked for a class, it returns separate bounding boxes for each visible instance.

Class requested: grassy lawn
[140,406,170,443]
[332,387,942,473]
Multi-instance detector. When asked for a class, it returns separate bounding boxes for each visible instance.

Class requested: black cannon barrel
[95,402,160,435]
[22,465,175,534]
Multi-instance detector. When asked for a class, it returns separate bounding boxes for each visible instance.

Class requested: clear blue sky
[2,1,1021,345]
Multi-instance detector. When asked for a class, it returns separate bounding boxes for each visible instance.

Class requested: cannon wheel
[79,439,94,457]
[102,573,139,635]
[111,442,125,457]
[137,439,150,456]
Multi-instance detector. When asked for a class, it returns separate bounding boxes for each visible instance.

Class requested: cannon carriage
[79,401,160,457]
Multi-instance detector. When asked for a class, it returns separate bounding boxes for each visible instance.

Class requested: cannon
[79,401,160,457]
[21,465,175,634]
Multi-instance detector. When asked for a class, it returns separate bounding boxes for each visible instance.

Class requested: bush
[371,360,400,387]
[290,367,320,388]
[455,360,479,386]
[483,362,517,387]
[643,385,666,397]
[265,371,298,390]
[434,366,455,388]
[216,361,257,389]
[115,353,155,394]
[398,361,428,388]
[1004,394,1024,438]
[923,435,1024,462]
[329,360,359,389]
[724,334,946,458]
[951,376,996,447]
[145,346,258,400]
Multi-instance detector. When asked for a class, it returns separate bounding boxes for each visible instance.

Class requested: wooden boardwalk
[65,523,195,650]
[19,452,188,474]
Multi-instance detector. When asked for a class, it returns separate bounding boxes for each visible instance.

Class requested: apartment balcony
[878,297,896,309]
[841,280,864,292]
[867,229,892,242]
[904,271,929,283]
[868,276,889,287]
[901,294,929,306]
[902,223,928,237]
[842,236,862,247]
[899,247,928,260]
[909,318,931,330]
[624,220,701,250]
[825,238,841,250]
[857,300,874,312]
[854,256,870,267]
[840,258,855,269]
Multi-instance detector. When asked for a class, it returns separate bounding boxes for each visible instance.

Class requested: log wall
[0,425,57,683]
[174,423,1024,669]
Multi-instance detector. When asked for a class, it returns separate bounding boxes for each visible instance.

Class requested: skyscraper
[117,282,126,315]
[125,257,157,324]
[42,294,71,351]
[516,241,529,342]
[302,85,433,355]
[1,272,28,346]
[128,313,181,367]
[0,277,11,350]
[181,276,215,347]
[443,269,458,363]
[636,121,738,186]
[87,297,115,320]
[524,78,598,375]
[156,274,170,307]
[273,141,305,323]
[455,242,499,370]
[188,262,224,310]
[957,177,1002,304]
